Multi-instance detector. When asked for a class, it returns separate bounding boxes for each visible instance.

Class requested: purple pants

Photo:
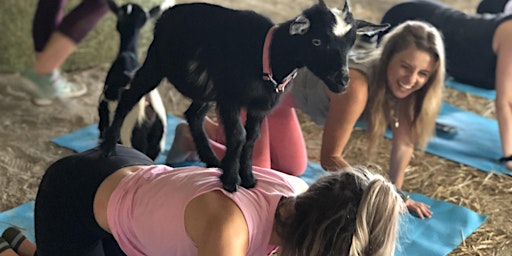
[32,0,109,52]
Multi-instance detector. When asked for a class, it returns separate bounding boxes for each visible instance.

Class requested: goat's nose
[334,71,350,92]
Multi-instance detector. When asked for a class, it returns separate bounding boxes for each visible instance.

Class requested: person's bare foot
[166,122,200,164]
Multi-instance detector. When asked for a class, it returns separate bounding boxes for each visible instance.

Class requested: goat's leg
[239,109,266,189]
[100,61,164,157]
[144,116,165,160]
[217,104,245,192]
[98,101,110,139]
[185,101,220,167]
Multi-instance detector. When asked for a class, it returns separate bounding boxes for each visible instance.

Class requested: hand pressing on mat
[406,199,433,219]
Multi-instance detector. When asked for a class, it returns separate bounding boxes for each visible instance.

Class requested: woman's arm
[388,103,414,189]
[390,102,432,219]
[185,191,249,256]
[493,20,512,171]
[320,69,368,171]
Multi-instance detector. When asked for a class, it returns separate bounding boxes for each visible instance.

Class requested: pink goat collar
[262,26,297,93]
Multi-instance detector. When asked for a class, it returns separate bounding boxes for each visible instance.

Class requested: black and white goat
[101,0,388,192]
[98,1,167,160]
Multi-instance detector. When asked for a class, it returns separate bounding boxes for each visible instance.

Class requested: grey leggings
[32,0,109,52]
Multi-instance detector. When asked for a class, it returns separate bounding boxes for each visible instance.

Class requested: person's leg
[32,0,65,53]
[166,122,200,164]
[166,112,273,168]
[267,93,308,176]
[166,96,305,173]
[25,0,109,105]
[34,0,109,74]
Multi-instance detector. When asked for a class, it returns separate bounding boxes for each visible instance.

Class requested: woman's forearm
[389,142,414,189]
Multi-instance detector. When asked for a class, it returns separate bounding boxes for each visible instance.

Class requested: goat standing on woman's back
[100,0,387,192]
[98,1,167,160]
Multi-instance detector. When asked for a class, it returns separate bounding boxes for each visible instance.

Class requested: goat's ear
[107,0,119,14]
[148,6,162,19]
[319,0,327,7]
[355,20,390,37]
[342,0,350,12]
[289,15,310,35]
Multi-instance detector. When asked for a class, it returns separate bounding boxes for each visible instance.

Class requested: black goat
[101,0,388,192]
[98,1,167,160]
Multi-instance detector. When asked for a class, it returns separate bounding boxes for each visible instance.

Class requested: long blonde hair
[366,20,445,152]
[276,166,405,256]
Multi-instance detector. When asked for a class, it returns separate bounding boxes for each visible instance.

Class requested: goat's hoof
[240,177,257,189]
[220,173,241,193]
[99,141,116,158]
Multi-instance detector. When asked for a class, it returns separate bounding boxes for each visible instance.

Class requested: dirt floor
[1,0,511,255]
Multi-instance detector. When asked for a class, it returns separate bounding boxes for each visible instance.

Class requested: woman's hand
[405,198,432,219]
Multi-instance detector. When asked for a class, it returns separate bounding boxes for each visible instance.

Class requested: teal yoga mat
[357,102,510,176]
[445,77,495,100]
[0,201,35,243]
[49,114,487,255]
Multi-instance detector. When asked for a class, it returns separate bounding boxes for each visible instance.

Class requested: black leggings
[34,145,154,256]
[32,0,109,52]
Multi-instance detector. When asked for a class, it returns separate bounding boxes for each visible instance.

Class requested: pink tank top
[107,165,307,256]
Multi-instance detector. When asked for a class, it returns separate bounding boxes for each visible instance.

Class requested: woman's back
[107,165,306,255]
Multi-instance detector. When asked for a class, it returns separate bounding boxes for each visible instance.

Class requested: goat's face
[293,0,389,94]
[108,1,162,34]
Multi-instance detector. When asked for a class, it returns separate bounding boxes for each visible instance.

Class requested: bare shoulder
[494,19,512,53]
[184,190,249,256]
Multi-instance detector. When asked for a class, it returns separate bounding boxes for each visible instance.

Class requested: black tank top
[381,0,512,89]
[477,0,509,14]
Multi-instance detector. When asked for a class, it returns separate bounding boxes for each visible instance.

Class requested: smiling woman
[287,20,445,219]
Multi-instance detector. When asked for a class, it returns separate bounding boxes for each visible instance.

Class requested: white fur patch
[331,8,352,36]
[160,0,175,10]
[147,89,167,150]
[126,4,132,15]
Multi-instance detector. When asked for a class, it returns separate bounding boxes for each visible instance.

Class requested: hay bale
[0,0,162,73]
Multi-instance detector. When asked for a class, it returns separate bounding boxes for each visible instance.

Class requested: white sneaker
[20,69,87,106]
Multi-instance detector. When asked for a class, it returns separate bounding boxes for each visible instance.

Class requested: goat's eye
[312,39,322,46]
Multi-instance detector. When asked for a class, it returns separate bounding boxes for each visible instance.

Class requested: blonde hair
[276,166,405,256]
[366,20,445,152]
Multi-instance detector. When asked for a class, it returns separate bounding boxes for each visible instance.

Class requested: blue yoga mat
[445,77,495,100]
[0,201,35,243]
[430,103,509,175]
[49,114,487,255]
[357,102,510,176]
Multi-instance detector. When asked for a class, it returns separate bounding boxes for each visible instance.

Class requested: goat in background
[101,0,388,192]
[98,0,169,160]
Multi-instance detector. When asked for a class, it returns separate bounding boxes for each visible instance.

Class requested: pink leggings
[208,93,307,176]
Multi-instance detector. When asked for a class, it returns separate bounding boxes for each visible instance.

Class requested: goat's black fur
[98,1,166,160]
[101,0,388,192]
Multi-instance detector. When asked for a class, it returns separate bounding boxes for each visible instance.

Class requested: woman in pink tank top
[2,145,404,256]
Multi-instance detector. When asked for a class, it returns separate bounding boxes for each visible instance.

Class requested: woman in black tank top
[381,0,512,171]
